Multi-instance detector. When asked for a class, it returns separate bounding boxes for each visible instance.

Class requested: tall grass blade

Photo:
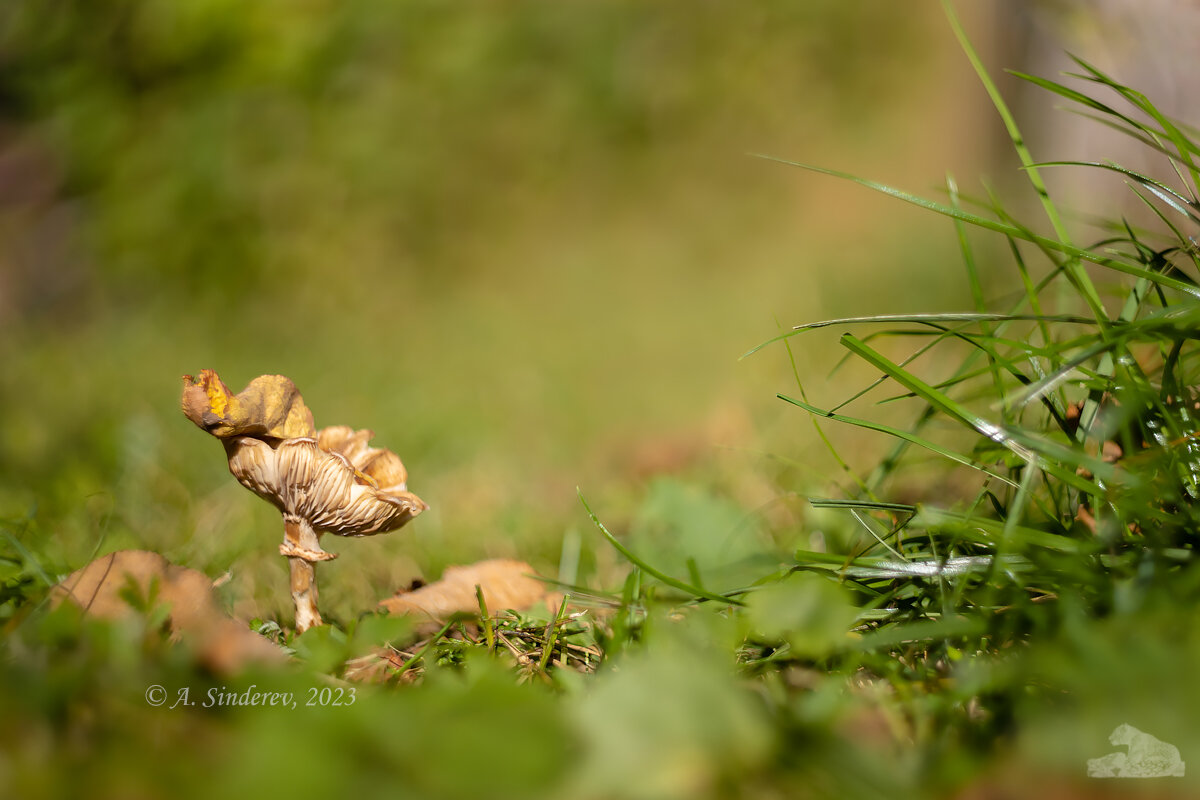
[779,393,1018,488]
[577,489,744,606]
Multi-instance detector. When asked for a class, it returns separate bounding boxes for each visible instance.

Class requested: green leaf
[744,573,859,658]
[578,489,745,606]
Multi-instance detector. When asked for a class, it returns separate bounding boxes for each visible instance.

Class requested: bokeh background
[0,1,1013,623]
[5,2,1200,798]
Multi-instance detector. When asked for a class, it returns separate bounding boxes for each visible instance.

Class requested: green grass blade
[1067,54,1200,180]
[852,616,988,651]
[778,316,875,497]
[779,393,1019,488]
[750,155,1200,301]
[577,489,744,606]
[743,313,1098,360]
[1005,335,1121,410]
[950,173,1007,401]
[475,584,495,652]
[942,0,1107,322]
[1008,70,1144,133]
[1029,161,1200,225]
[1062,109,1195,173]
[913,507,1089,554]
[1127,185,1200,255]
[839,334,1118,492]
[537,594,571,672]
[794,312,1096,332]
[397,618,457,675]
[807,499,917,514]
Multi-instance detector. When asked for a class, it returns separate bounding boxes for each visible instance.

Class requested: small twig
[496,631,533,666]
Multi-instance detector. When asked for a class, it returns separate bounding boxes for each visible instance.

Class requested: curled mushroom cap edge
[223,434,429,538]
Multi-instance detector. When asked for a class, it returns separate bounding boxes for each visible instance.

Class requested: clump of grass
[570,5,1200,787]
[349,600,603,685]
[727,2,1200,753]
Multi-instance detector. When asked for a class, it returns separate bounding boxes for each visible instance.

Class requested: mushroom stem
[281,517,337,633]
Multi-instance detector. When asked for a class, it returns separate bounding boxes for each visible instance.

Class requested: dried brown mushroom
[182,370,428,632]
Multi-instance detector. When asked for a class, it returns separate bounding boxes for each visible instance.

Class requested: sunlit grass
[6,3,1200,799]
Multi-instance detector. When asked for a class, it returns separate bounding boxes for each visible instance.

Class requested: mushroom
[182,370,428,632]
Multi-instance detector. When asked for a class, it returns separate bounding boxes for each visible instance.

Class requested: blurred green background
[0,0,998,623]
[8,3,1200,800]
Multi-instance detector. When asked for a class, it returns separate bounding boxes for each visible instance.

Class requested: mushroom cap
[183,370,427,537]
[226,431,428,537]
[182,370,315,440]
[316,425,409,492]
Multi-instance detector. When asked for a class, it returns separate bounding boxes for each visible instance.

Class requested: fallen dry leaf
[343,560,565,683]
[53,550,287,674]
[379,559,558,620]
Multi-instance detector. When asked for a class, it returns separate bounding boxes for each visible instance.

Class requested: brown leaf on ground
[53,550,287,674]
[379,559,557,621]
[181,369,315,440]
